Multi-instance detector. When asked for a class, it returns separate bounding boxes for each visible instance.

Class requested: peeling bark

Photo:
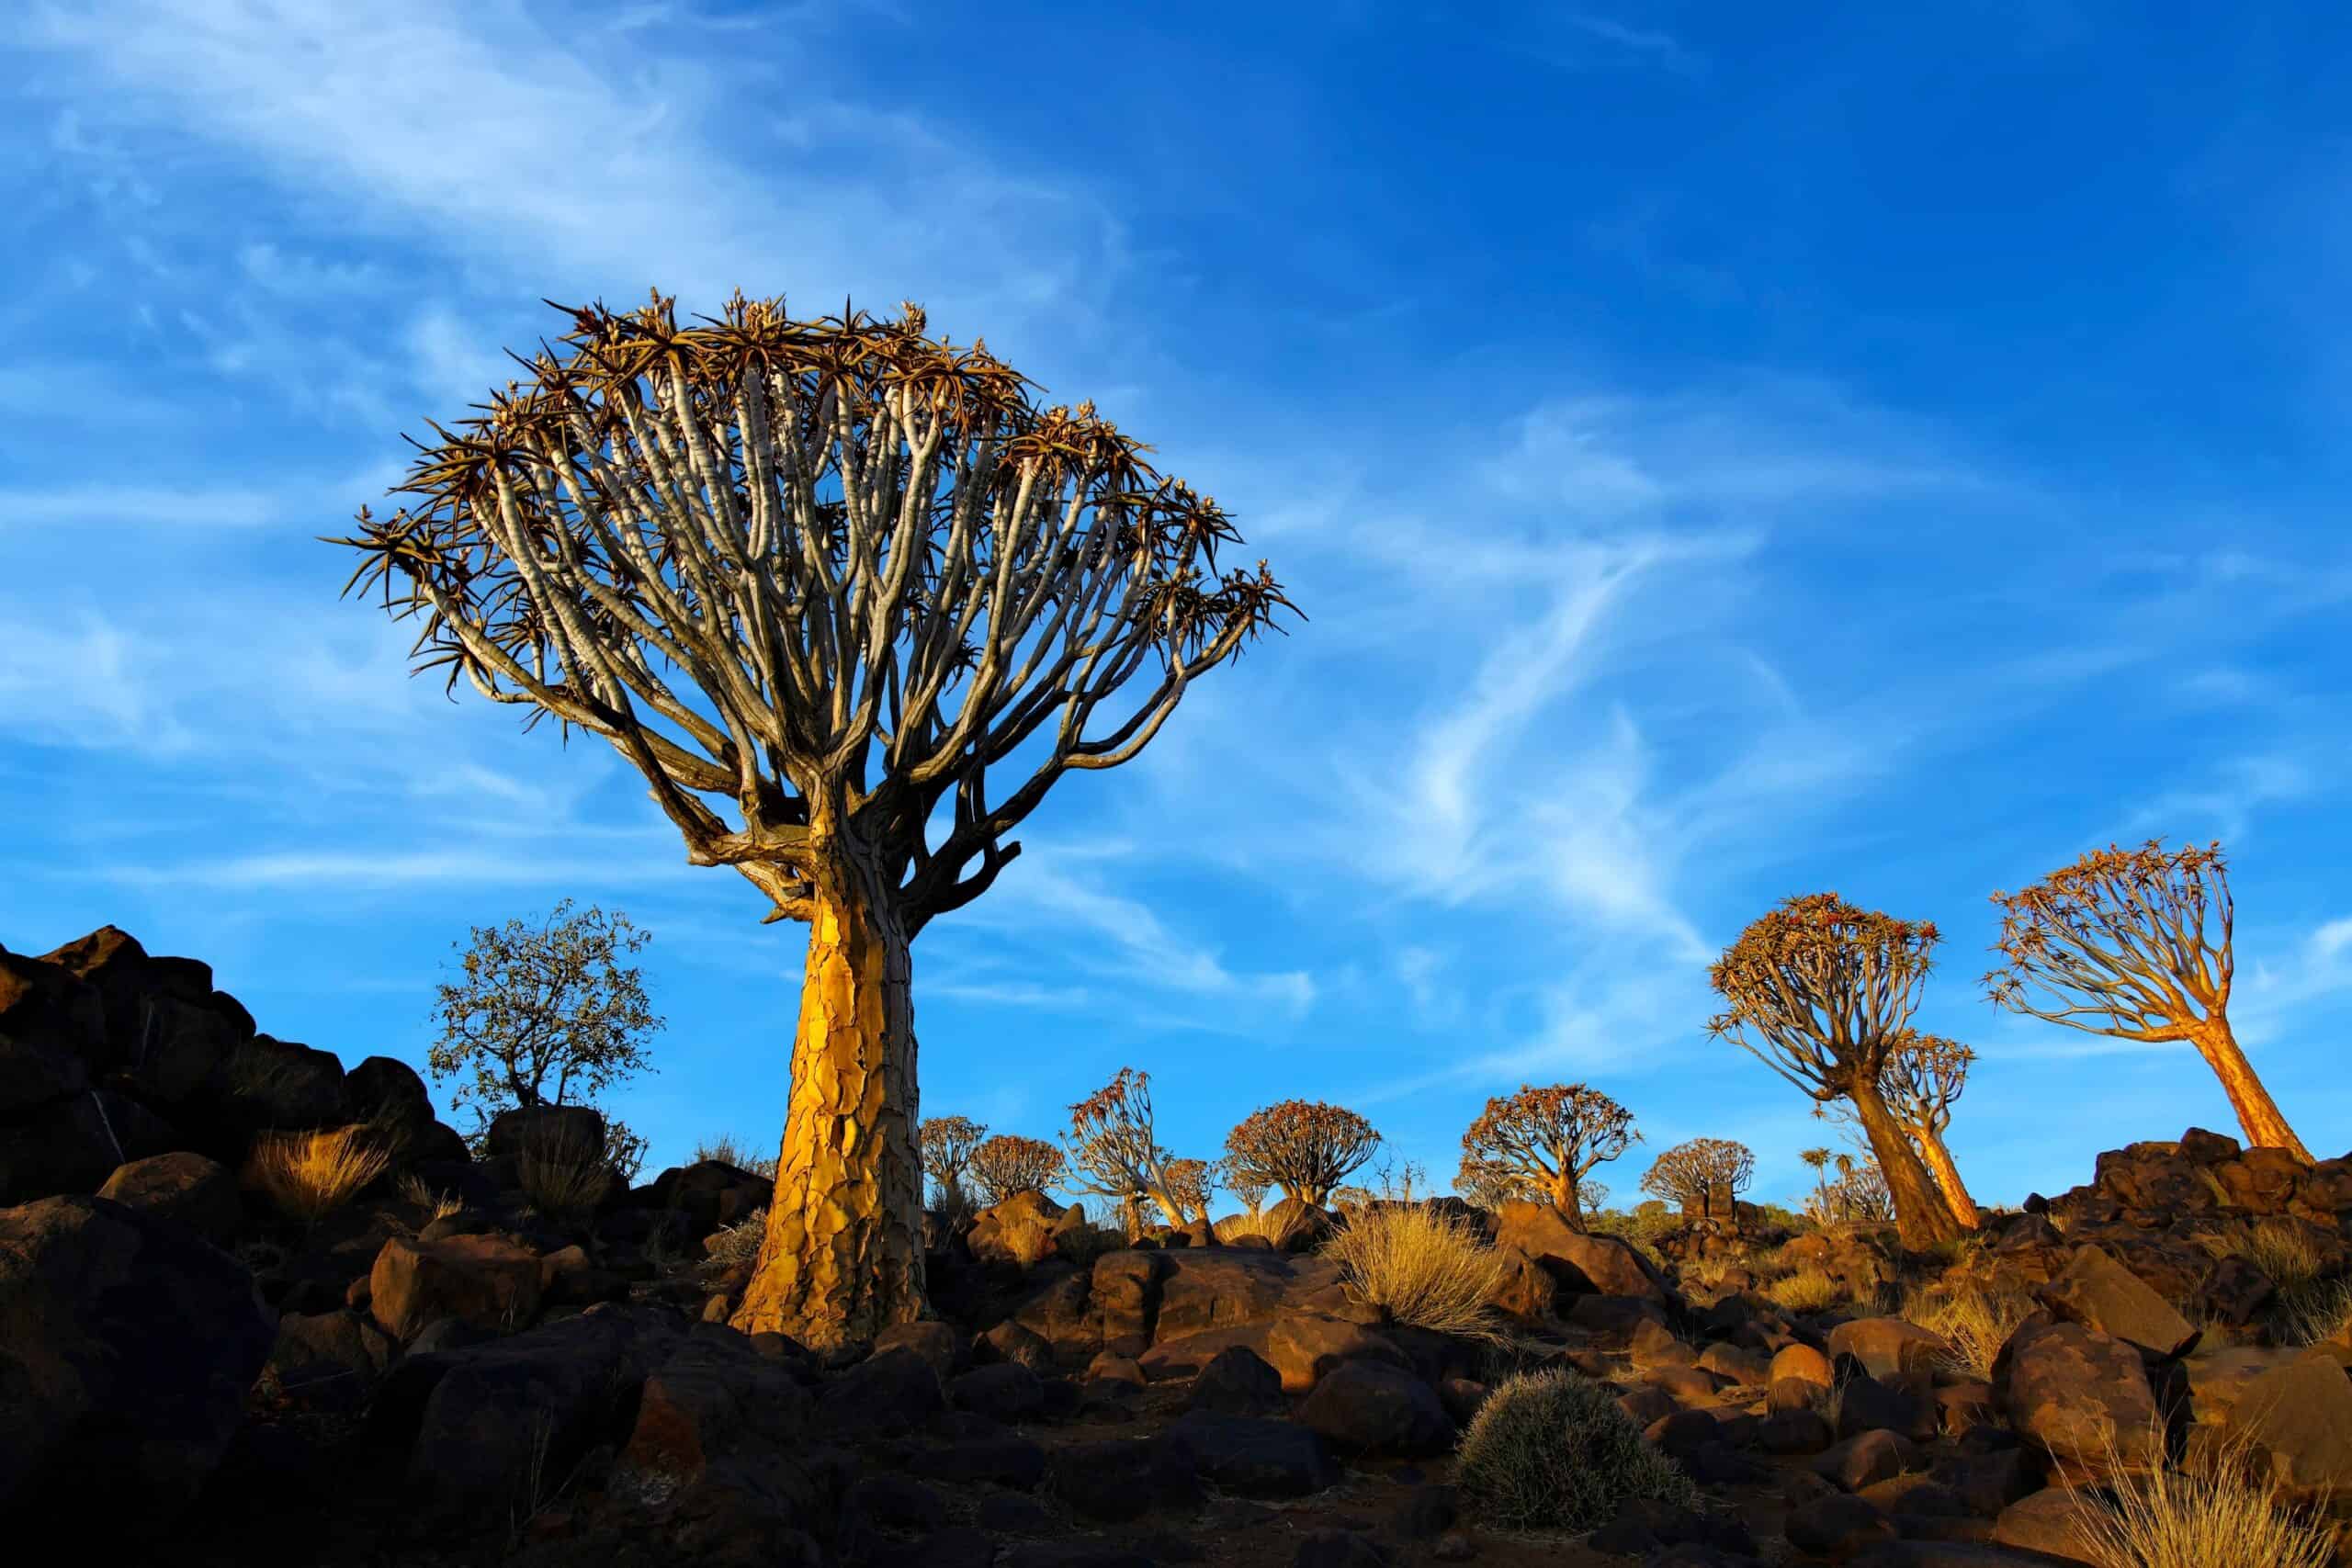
[2195,1020,2312,1165]
[731,867,924,1348]
[1849,1078,1962,1248]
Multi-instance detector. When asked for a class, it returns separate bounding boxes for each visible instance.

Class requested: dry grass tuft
[396,1171,466,1222]
[704,1207,768,1269]
[2068,1436,2334,1568]
[1767,1265,1843,1314]
[1902,1282,2034,1379]
[691,1134,778,1179]
[518,1122,613,1217]
[1214,1209,1284,1244]
[249,1125,391,1223]
[1321,1201,1511,1342]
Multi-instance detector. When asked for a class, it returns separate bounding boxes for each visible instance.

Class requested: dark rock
[0,1194,276,1531]
[1094,1248,1165,1354]
[1994,1316,2163,1483]
[1815,1427,1924,1492]
[369,1231,544,1340]
[0,1088,178,1205]
[204,1034,347,1138]
[821,1345,943,1434]
[1758,1406,1835,1455]
[1293,1529,1391,1567]
[1001,1542,1158,1568]
[907,1433,1047,1488]
[616,1322,815,1495]
[1786,1491,1897,1557]
[1493,1200,1671,1300]
[2036,1245,2199,1359]
[873,1318,964,1382]
[1989,1488,2098,1562]
[952,1360,1046,1422]
[1184,1343,1287,1415]
[852,1471,948,1534]
[1838,1373,1940,1442]
[259,1306,395,1407]
[2227,1348,2352,1504]
[1266,1313,1408,1393]
[978,1316,1057,1373]
[95,1150,240,1247]
[1046,1435,1203,1521]
[1829,1317,1952,1381]
[1393,1481,1456,1539]
[1296,1359,1453,1456]
[1163,1409,1340,1497]
[0,947,102,1112]
[485,1102,606,1163]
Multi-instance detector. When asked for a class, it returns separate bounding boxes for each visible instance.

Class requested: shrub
[1904,1282,2032,1378]
[249,1125,391,1223]
[706,1207,768,1269]
[1320,1202,1510,1342]
[692,1134,779,1179]
[2067,1436,2332,1568]
[396,1171,465,1222]
[1767,1266,1842,1314]
[1055,1222,1127,1268]
[2272,1280,2352,1348]
[1454,1367,1697,1530]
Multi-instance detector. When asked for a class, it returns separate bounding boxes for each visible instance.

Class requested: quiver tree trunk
[1847,1079,1963,1249]
[732,870,923,1348]
[1913,1127,1981,1229]
[1547,1171,1586,1231]
[2194,1019,2312,1164]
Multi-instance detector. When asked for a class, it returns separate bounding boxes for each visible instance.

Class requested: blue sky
[6,1,2352,1213]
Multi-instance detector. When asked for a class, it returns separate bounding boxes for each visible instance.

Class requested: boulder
[369,1232,545,1341]
[873,1319,964,1382]
[258,1307,396,1406]
[0,1194,276,1529]
[1091,1249,1163,1354]
[1989,1488,2099,1563]
[951,1362,1046,1422]
[968,1190,1069,1268]
[978,1317,1057,1373]
[96,1151,241,1247]
[1772,1342,1836,1390]
[398,1304,680,1527]
[819,1346,944,1433]
[1492,1201,1671,1300]
[1183,1344,1286,1415]
[1995,1316,2163,1482]
[640,1160,775,1240]
[1265,1314,1410,1393]
[1261,1196,1335,1253]
[1139,1325,1275,1381]
[1829,1316,1953,1381]
[0,947,102,1112]
[485,1102,605,1164]
[1815,1428,1924,1492]
[1154,1249,1343,1342]
[1295,1359,1454,1457]
[2227,1348,2352,1505]
[1045,1437,1203,1522]
[0,1089,178,1205]
[2036,1245,2199,1359]
[204,1034,347,1139]
[1162,1410,1340,1497]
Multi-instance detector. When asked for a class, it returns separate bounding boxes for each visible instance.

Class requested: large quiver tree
[1986,840,2309,1164]
[1223,1100,1381,1208]
[1707,892,1963,1247]
[1457,1082,1637,1229]
[327,289,1293,1347]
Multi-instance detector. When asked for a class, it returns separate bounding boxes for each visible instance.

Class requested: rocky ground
[8,924,2352,1567]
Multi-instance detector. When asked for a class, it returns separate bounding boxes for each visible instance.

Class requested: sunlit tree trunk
[2194,1019,2312,1164]
[1547,1169,1586,1231]
[1913,1128,1981,1229]
[1847,1079,1962,1249]
[732,864,923,1349]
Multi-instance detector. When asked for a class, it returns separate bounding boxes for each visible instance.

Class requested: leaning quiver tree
[1986,840,2310,1164]
[1707,892,1962,1247]
[1223,1100,1381,1208]
[1065,1067,1184,1229]
[967,1134,1064,1205]
[1638,1137,1752,1220]
[1458,1082,1638,1229]
[328,289,1294,1347]
[1878,1032,1979,1227]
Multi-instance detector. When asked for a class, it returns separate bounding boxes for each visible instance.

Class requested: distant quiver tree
[328,289,1295,1346]
[1457,1082,1638,1230]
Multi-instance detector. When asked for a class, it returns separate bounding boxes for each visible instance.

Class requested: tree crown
[1638,1137,1755,1206]
[1985,839,2230,1043]
[327,289,1296,931]
[1223,1100,1381,1199]
[918,1115,988,1189]
[1707,892,1939,1100]
[967,1134,1063,1205]
[1064,1066,1173,1206]
[1460,1082,1639,1187]
[1880,1032,1973,1134]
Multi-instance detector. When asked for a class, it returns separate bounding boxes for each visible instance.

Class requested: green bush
[1454,1366,1696,1530]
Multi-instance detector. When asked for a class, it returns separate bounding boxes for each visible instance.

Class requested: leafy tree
[1707,892,1962,1247]
[1065,1067,1183,1229]
[967,1134,1063,1205]
[1987,840,2309,1163]
[1224,1100,1381,1208]
[1459,1083,1638,1229]
[1638,1138,1753,1219]
[426,899,661,1170]
[1879,1032,1979,1227]
[330,290,1293,1346]
[918,1115,987,1211]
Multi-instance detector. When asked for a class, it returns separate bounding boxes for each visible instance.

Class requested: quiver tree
[1638,1137,1753,1221]
[1458,1082,1639,1230]
[1879,1032,1979,1227]
[1223,1100,1381,1208]
[918,1115,987,1210]
[1163,1157,1220,1225]
[1227,1167,1272,1216]
[1453,1156,1542,1213]
[967,1134,1063,1205]
[1707,893,1962,1247]
[327,290,1292,1347]
[1987,840,2310,1164]
[1799,1146,1834,1217]
[1820,1154,1893,1225]
[1065,1067,1183,1229]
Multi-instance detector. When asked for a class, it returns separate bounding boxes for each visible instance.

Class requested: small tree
[1459,1083,1639,1230]
[1880,1032,1979,1227]
[918,1115,987,1212]
[1987,840,2310,1163]
[427,899,662,1167]
[1454,1155,1543,1212]
[1164,1156,1220,1225]
[1227,1166,1272,1216]
[1223,1100,1381,1208]
[1707,892,1962,1247]
[1638,1138,1753,1220]
[1065,1067,1182,1228]
[1798,1146,1834,1219]
[967,1134,1064,1205]
[1820,1154,1893,1225]
[331,290,1293,1347]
